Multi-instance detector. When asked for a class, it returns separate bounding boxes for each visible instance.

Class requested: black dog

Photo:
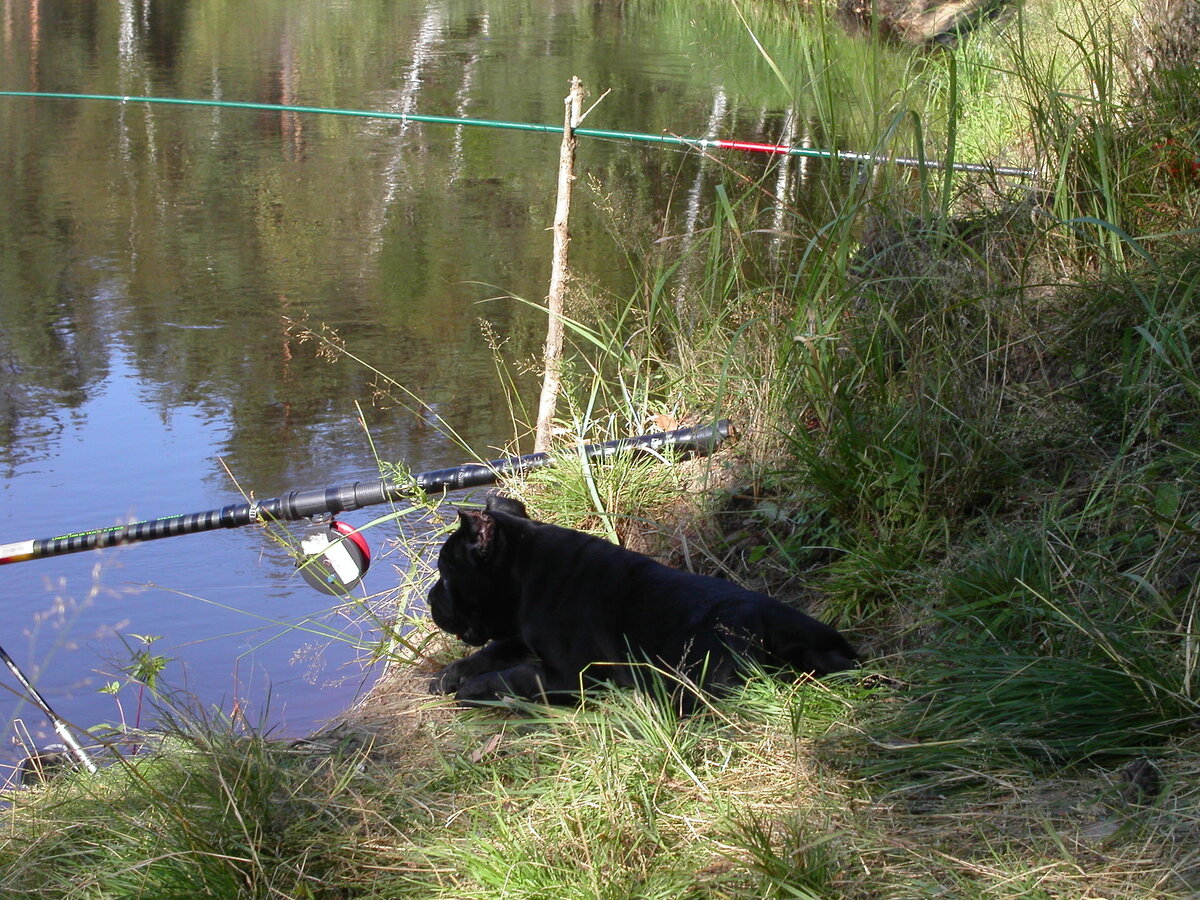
[428,497,857,706]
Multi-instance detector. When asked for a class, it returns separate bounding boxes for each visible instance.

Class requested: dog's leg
[454,663,591,706]
[453,662,547,704]
[429,636,535,695]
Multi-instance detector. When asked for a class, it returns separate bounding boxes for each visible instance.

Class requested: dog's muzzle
[429,577,489,646]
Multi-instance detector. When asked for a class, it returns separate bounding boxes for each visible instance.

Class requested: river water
[0,0,908,777]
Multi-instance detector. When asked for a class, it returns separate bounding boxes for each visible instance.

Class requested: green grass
[5,0,1200,896]
[3,670,1196,898]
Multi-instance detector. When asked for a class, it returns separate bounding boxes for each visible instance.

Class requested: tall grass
[4,669,1195,898]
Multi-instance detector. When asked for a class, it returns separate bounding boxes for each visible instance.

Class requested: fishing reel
[296,519,371,596]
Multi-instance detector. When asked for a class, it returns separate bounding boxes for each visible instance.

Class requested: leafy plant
[98,633,172,737]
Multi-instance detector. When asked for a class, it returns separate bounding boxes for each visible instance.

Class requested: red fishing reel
[297,520,370,595]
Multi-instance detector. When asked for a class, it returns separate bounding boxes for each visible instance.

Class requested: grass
[2,669,1196,897]
[5,0,1200,896]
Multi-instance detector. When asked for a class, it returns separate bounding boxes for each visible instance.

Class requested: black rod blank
[0,420,731,566]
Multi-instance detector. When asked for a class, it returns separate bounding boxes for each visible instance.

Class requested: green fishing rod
[0,90,1036,178]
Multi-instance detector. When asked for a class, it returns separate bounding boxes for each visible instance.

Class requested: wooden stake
[534,77,584,453]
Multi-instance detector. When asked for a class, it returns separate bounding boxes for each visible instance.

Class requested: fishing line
[0,90,1036,178]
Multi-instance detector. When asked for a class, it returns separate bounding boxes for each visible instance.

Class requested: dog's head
[427,496,528,646]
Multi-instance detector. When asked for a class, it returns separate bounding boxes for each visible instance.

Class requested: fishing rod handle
[413,419,732,491]
[274,419,732,501]
[260,482,396,521]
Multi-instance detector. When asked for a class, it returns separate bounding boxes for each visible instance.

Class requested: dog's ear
[486,494,529,519]
[457,509,497,559]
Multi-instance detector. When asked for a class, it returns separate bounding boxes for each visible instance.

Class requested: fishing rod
[0,644,98,775]
[0,420,730,572]
[0,90,1037,178]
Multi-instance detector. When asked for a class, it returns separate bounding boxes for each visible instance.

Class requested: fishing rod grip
[411,419,733,492]
[262,419,731,515]
[264,482,397,521]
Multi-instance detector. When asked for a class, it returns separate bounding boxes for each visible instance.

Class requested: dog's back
[487,505,858,687]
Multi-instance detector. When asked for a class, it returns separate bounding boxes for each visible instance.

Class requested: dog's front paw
[429,661,467,695]
[453,672,506,705]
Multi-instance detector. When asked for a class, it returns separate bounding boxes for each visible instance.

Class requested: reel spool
[297,520,370,595]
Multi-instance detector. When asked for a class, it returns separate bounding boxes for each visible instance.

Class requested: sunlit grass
[3,667,1196,898]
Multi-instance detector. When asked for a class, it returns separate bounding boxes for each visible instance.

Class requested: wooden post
[534,76,584,453]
